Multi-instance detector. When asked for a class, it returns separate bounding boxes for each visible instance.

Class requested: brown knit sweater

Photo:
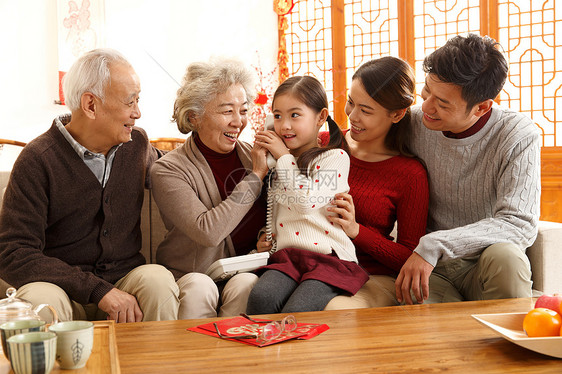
[0,115,162,304]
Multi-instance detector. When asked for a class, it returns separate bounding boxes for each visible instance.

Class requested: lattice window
[344,1,399,92]
[411,0,481,100]
[281,0,562,147]
[286,1,335,112]
[497,0,561,147]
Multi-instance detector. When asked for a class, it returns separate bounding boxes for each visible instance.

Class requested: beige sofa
[2,175,562,297]
[140,188,562,295]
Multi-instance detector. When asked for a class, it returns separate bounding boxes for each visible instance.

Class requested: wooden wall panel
[541,147,562,223]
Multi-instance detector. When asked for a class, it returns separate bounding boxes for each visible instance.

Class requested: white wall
[0,0,278,142]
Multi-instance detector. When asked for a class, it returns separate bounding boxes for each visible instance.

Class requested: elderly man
[396,34,540,305]
[0,49,179,322]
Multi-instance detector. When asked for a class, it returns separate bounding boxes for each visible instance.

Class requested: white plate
[472,312,562,358]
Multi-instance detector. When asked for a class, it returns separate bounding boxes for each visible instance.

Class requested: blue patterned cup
[7,332,57,374]
[0,320,46,359]
[48,321,94,369]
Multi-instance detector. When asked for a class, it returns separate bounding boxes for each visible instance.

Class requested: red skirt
[257,248,369,295]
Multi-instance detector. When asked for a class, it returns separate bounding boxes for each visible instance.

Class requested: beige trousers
[426,242,533,303]
[17,264,180,322]
[176,272,258,319]
[325,242,533,309]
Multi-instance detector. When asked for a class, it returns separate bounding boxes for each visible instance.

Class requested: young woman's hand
[326,192,360,239]
[254,130,290,160]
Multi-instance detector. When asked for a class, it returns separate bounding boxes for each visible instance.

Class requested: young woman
[324,56,429,309]
[246,76,369,314]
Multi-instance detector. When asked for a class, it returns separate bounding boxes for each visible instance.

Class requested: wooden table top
[114,298,561,373]
[1,298,559,373]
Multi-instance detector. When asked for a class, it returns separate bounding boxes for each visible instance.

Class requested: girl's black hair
[272,76,347,176]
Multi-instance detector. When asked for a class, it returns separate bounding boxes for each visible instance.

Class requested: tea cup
[0,320,46,359]
[48,321,94,369]
[7,331,57,374]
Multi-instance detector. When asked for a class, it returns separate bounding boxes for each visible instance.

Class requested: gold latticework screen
[497,1,561,147]
[284,1,335,118]
[281,0,562,147]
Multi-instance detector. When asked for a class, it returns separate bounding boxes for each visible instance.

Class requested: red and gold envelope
[188,316,329,347]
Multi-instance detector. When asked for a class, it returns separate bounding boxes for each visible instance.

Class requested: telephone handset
[264,114,277,169]
[263,113,277,253]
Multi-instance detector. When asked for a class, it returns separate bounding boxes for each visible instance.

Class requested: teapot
[0,287,58,326]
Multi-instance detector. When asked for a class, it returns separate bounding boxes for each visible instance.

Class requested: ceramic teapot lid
[0,287,35,317]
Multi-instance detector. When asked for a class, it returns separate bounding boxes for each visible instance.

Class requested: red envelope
[188,316,329,347]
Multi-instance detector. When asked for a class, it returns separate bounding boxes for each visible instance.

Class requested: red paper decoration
[273,0,294,16]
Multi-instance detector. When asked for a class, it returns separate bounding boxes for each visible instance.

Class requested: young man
[0,49,179,322]
[396,34,540,304]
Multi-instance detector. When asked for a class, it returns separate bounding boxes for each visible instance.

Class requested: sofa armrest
[527,220,562,294]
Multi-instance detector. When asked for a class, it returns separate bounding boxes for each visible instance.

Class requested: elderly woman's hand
[326,192,360,239]
[256,232,274,253]
[251,142,269,179]
[254,130,290,160]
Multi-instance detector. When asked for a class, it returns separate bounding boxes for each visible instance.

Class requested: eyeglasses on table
[213,313,298,344]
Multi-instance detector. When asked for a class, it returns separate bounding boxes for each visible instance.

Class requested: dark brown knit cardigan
[0,115,161,304]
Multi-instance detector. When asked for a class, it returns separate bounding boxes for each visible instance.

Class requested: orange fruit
[523,308,562,337]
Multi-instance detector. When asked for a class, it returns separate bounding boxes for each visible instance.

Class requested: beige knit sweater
[150,135,264,278]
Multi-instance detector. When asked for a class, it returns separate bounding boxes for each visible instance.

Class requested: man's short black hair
[423,33,508,110]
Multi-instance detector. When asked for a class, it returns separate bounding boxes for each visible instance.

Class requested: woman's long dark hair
[352,56,416,156]
[272,76,347,176]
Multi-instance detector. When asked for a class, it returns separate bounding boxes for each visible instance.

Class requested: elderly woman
[150,58,269,319]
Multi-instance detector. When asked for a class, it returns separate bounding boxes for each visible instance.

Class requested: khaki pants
[324,275,399,310]
[176,272,258,319]
[325,242,533,310]
[426,242,533,303]
[17,264,180,322]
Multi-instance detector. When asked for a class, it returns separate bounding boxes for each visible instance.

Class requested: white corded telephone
[263,113,278,254]
[204,114,278,282]
[205,251,269,282]
[264,114,277,169]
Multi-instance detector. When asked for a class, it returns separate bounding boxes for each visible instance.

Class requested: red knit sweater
[349,154,428,275]
[319,131,429,275]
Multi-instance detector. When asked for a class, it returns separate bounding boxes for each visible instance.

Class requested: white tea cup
[48,321,94,369]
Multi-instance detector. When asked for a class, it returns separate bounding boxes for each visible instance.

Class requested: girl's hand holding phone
[254,130,290,160]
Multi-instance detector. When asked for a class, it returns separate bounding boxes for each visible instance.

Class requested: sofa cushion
[527,220,562,294]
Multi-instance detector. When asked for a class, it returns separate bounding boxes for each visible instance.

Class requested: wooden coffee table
[1,298,559,373]
[114,298,560,373]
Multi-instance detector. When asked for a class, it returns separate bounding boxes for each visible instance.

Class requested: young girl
[246,76,369,314]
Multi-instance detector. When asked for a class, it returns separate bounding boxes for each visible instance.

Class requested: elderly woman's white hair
[173,57,256,134]
[62,48,132,112]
